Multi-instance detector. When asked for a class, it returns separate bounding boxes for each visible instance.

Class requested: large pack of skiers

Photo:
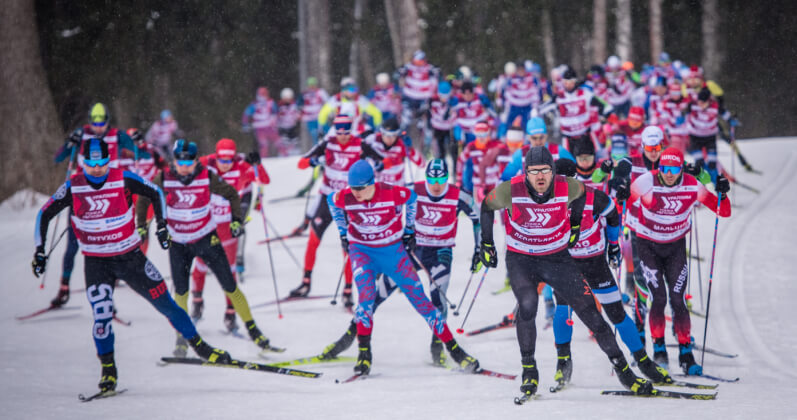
[30,48,749,402]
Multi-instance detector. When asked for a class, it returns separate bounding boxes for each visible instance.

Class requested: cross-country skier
[242,86,280,157]
[426,81,458,161]
[395,50,439,132]
[297,77,329,144]
[628,147,731,375]
[480,146,654,398]
[135,140,280,356]
[327,160,480,375]
[367,73,402,123]
[33,138,231,394]
[145,109,182,160]
[456,122,508,201]
[366,117,423,185]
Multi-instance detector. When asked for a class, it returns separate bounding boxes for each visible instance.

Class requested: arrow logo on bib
[661,196,683,212]
[526,208,551,224]
[421,207,442,224]
[85,196,110,213]
[359,213,381,224]
[175,190,197,206]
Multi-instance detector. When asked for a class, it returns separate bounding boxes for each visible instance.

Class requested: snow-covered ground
[1,138,795,419]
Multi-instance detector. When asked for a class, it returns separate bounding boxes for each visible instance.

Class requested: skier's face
[176,160,197,176]
[217,160,233,173]
[382,133,398,147]
[526,164,553,194]
[85,162,109,178]
[654,85,667,96]
[351,184,375,201]
[527,134,547,148]
[660,170,680,186]
[576,154,594,170]
[644,147,662,163]
[564,79,577,92]
[462,90,474,101]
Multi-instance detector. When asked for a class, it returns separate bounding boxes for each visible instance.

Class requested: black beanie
[525,146,555,172]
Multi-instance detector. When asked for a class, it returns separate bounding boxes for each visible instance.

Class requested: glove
[242,124,252,133]
[31,246,47,278]
[674,116,685,126]
[68,128,83,145]
[230,218,245,238]
[245,151,261,165]
[402,230,416,253]
[607,242,622,268]
[600,159,614,174]
[402,134,412,148]
[607,114,619,125]
[479,241,498,268]
[127,128,144,146]
[614,177,631,201]
[470,248,483,273]
[684,161,702,177]
[137,226,149,242]
[568,225,581,248]
[436,248,452,266]
[297,157,319,169]
[555,159,577,177]
[340,235,350,254]
[382,158,394,170]
[156,221,171,250]
[729,117,740,128]
[715,175,730,200]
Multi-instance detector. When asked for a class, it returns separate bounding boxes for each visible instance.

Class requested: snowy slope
[1,138,795,419]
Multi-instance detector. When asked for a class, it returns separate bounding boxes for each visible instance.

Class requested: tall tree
[0,0,63,201]
[541,0,556,73]
[384,0,421,68]
[593,0,607,64]
[615,0,632,61]
[306,0,332,91]
[701,0,721,78]
[649,0,663,64]
[349,0,365,84]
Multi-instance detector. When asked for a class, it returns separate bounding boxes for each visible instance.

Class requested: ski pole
[453,271,476,316]
[456,268,489,334]
[330,253,349,305]
[45,227,69,258]
[693,208,705,310]
[700,195,723,367]
[41,145,77,289]
[253,165,283,319]
[687,211,694,299]
[264,217,303,269]
[409,251,455,310]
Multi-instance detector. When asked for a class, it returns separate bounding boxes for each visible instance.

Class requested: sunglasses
[351,185,369,191]
[91,121,108,128]
[83,157,110,168]
[526,168,552,175]
[427,176,448,185]
[218,158,234,164]
[176,159,196,167]
[659,165,682,175]
[527,134,546,142]
[381,129,400,137]
[335,123,352,134]
[644,144,663,152]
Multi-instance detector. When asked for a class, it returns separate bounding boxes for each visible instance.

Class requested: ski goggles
[381,128,400,137]
[176,159,196,167]
[526,167,552,175]
[427,176,448,185]
[217,158,234,164]
[335,122,352,134]
[643,144,663,152]
[83,157,110,168]
[659,165,682,175]
[90,120,108,128]
[351,184,371,192]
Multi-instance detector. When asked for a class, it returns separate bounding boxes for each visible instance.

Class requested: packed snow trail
[0,138,795,419]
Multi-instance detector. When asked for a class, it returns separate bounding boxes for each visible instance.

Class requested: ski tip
[278,314,284,319]
[456,328,464,334]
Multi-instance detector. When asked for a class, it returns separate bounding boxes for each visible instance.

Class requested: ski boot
[611,356,654,394]
[553,344,573,387]
[173,335,188,357]
[430,335,447,367]
[520,357,539,396]
[190,291,204,321]
[246,320,282,352]
[320,321,357,360]
[678,343,703,376]
[189,335,231,364]
[633,348,673,384]
[223,307,238,333]
[98,353,117,392]
[354,336,372,375]
[290,218,309,237]
[50,284,70,307]
[652,338,668,368]
[289,271,312,297]
[341,286,354,309]
[445,339,479,372]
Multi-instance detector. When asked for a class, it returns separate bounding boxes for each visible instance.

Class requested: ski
[256,232,306,245]
[78,388,128,402]
[15,305,80,321]
[492,285,512,295]
[159,357,321,378]
[666,343,738,358]
[466,318,514,336]
[474,368,517,381]
[601,389,717,400]
[251,294,334,309]
[219,329,247,340]
[657,379,718,390]
[258,344,288,356]
[113,314,131,326]
[514,392,540,405]
[549,381,567,393]
[335,372,378,383]
[675,373,740,383]
[270,355,356,367]
[688,308,707,318]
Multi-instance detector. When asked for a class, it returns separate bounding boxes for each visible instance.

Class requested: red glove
[382,158,393,170]
[298,157,311,169]
[607,114,619,125]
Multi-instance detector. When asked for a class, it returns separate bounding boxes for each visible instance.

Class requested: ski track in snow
[1,138,796,419]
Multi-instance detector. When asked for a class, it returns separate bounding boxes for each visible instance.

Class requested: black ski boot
[245,320,282,352]
[678,343,703,376]
[190,291,204,321]
[98,352,117,392]
[520,356,539,396]
[342,286,354,309]
[173,334,188,357]
[289,271,312,297]
[189,335,232,364]
[553,343,573,386]
[652,337,669,368]
[445,339,479,372]
[633,348,673,384]
[50,284,70,307]
[354,335,372,375]
[430,335,446,367]
[611,356,654,394]
[320,321,357,360]
[223,307,238,333]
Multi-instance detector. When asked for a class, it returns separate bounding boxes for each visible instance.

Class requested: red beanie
[659,147,684,167]
[628,106,644,122]
[216,138,237,158]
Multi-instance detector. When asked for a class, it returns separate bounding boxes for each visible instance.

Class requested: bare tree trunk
[384,0,421,67]
[615,0,632,61]
[702,0,721,78]
[0,0,63,200]
[297,0,310,151]
[593,0,607,64]
[383,0,403,67]
[541,1,555,73]
[349,0,364,84]
[649,0,663,64]
[306,0,331,91]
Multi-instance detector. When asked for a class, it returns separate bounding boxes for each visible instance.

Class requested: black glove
[436,248,452,266]
[402,230,416,253]
[600,159,614,174]
[68,128,83,145]
[470,248,483,273]
[614,177,631,201]
[568,225,581,248]
[684,161,702,177]
[31,246,47,278]
[137,226,149,242]
[555,159,577,177]
[715,175,730,200]
[245,151,261,165]
[230,217,245,238]
[156,221,171,250]
[479,240,498,268]
[340,235,350,254]
[128,128,144,146]
[607,242,622,268]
